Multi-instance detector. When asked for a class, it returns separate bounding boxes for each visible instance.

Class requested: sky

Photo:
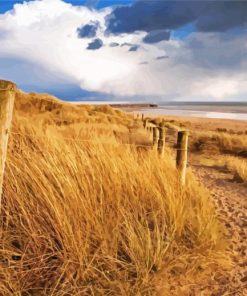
[0,0,247,101]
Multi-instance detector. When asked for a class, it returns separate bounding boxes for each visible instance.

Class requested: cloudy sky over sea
[0,0,247,101]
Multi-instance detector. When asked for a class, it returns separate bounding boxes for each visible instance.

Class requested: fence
[0,80,16,207]
[0,80,189,208]
[141,117,189,185]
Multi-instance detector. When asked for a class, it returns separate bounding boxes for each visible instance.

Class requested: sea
[71,101,247,121]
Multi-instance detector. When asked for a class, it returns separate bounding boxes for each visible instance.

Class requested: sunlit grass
[0,92,229,295]
[191,131,247,157]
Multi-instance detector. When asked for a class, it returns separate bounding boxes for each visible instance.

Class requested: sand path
[192,160,247,295]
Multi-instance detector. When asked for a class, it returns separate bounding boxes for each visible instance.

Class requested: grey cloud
[143,30,171,44]
[139,61,149,65]
[156,55,169,60]
[119,42,140,51]
[121,42,133,47]
[184,32,247,71]
[77,22,99,38]
[109,42,119,47]
[87,38,103,50]
[106,1,247,37]
[129,45,139,52]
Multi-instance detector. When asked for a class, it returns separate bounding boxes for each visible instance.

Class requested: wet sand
[122,106,247,121]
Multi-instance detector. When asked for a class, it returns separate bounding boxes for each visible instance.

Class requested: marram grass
[0,109,228,295]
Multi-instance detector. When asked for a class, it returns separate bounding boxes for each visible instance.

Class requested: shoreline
[118,106,247,122]
[71,101,247,120]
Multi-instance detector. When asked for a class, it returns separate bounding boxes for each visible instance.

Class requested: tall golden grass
[191,131,247,157]
[0,93,228,295]
[226,157,247,182]
[199,155,247,183]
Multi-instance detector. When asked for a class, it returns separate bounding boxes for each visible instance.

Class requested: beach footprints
[192,162,247,295]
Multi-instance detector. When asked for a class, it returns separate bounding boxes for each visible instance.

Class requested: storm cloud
[106,0,247,37]
[129,45,139,52]
[77,22,99,38]
[156,55,169,60]
[109,42,119,47]
[87,38,103,50]
[143,30,171,44]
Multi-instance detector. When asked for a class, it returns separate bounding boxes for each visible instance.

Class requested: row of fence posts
[141,115,189,186]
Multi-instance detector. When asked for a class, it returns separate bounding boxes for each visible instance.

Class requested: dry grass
[191,131,247,157]
[199,155,247,184]
[0,92,229,295]
[227,157,247,182]
[15,91,135,128]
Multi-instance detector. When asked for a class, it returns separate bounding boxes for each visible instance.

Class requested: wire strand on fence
[10,131,154,148]
[11,132,94,143]
[21,115,146,134]
[10,132,184,151]
[11,115,185,151]
[21,109,140,124]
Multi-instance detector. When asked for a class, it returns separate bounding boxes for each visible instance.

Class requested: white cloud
[0,0,247,101]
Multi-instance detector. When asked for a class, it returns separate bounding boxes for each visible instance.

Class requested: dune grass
[227,157,247,182]
[191,131,247,157]
[199,155,247,184]
[0,93,229,295]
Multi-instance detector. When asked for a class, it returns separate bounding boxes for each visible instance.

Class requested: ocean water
[71,101,247,121]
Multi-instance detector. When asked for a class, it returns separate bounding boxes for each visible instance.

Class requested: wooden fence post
[157,125,165,157]
[144,120,151,131]
[176,131,189,185]
[153,127,158,148]
[0,80,16,206]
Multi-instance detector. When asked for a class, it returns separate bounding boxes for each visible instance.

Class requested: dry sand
[192,156,247,295]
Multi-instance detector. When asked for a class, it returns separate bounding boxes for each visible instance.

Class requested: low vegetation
[0,91,229,295]
[199,155,247,184]
[191,131,247,157]
[225,157,247,182]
